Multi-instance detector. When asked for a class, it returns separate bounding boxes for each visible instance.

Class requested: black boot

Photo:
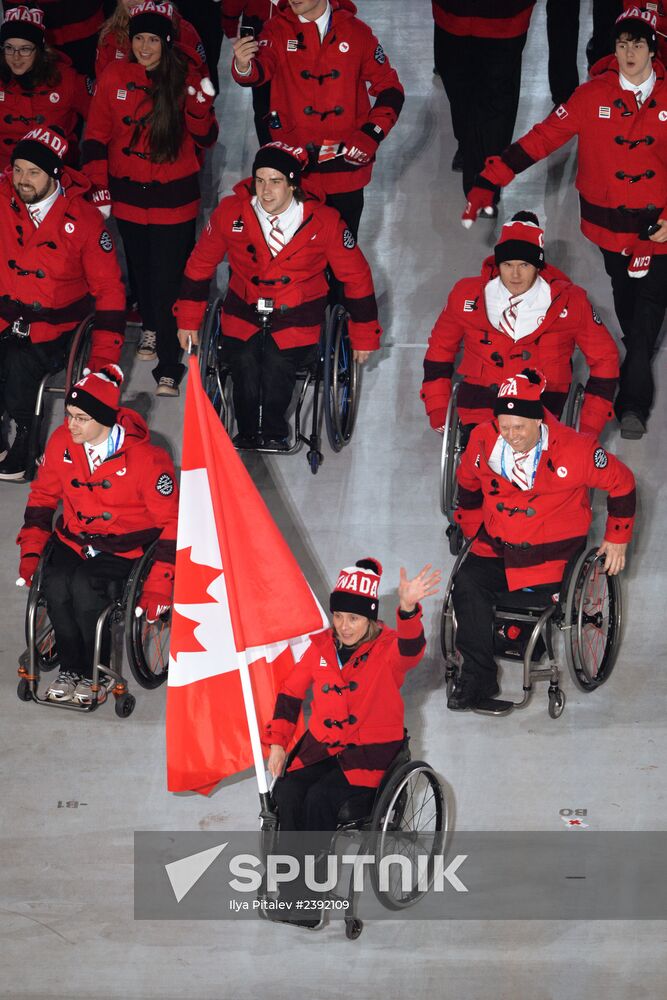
[0,423,30,480]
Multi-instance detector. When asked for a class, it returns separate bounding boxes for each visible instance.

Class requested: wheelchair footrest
[473,697,514,716]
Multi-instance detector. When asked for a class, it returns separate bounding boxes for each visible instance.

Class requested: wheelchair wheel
[124,543,170,689]
[198,298,232,431]
[345,917,363,940]
[24,546,60,672]
[323,304,359,452]
[439,383,463,521]
[564,547,622,692]
[439,534,473,662]
[563,382,584,431]
[64,315,94,390]
[369,761,445,910]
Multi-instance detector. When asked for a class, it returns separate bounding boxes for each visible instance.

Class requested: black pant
[42,538,133,679]
[600,249,667,424]
[176,0,224,93]
[546,0,580,105]
[273,756,375,832]
[117,219,195,384]
[452,553,559,692]
[588,0,623,68]
[434,26,527,197]
[221,332,318,439]
[0,330,71,425]
[325,190,365,242]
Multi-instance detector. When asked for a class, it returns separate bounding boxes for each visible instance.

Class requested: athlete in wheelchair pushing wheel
[174,142,381,450]
[447,369,636,714]
[16,365,178,707]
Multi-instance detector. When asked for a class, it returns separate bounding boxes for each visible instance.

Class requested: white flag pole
[235,648,269,795]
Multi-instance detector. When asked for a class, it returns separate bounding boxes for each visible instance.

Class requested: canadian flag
[166,357,326,795]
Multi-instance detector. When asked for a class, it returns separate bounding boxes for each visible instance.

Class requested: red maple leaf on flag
[170,608,207,663]
[174,546,221,605]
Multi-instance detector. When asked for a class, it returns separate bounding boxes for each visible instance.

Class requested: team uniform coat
[0,167,125,367]
[483,58,667,255]
[431,0,535,38]
[420,259,619,434]
[265,608,426,788]
[0,57,91,171]
[95,14,208,79]
[5,1,104,52]
[231,0,404,195]
[174,178,381,351]
[81,61,218,225]
[454,409,636,591]
[18,406,178,593]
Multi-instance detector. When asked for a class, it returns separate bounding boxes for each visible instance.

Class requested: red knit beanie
[66,365,124,426]
[0,6,46,48]
[495,211,546,270]
[129,2,175,46]
[615,7,658,50]
[494,369,547,420]
[12,126,69,179]
[330,558,383,621]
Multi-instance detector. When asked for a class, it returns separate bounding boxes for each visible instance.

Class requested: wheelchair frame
[198,296,360,474]
[439,380,586,555]
[17,539,170,718]
[258,737,446,940]
[440,537,623,717]
[24,314,93,483]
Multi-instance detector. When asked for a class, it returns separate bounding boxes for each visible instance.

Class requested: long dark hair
[129,42,187,164]
[0,44,62,88]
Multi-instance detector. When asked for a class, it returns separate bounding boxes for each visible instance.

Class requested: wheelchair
[17,538,170,718]
[24,313,93,482]
[440,380,585,555]
[440,536,622,718]
[198,296,360,474]
[258,733,446,940]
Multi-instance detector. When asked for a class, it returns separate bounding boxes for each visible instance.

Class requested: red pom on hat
[330,558,383,621]
[66,365,124,427]
[494,368,547,420]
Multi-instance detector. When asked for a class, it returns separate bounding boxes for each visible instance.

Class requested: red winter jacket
[5,1,104,51]
[95,14,209,79]
[174,178,382,351]
[0,167,125,366]
[231,0,404,195]
[482,58,667,254]
[420,259,619,435]
[81,61,218,225]
[221,1,275,38]
[0,56,91,171]
[431,0,535,39]
[454,410,636,590]
[18,407,178,596]
[265,608,426,788]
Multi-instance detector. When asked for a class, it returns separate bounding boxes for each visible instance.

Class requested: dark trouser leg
[324,190,364,242]
[117,220,157,332]
[221,332,263,436]
[2,332,70,424]
[147,221,196,383]
[60,34,98,78]
[463,34,527,199]
[70,551,134,677]
[41,540,88,676]
[273,757,374,832]
[546,0,580,105]
[589,0,623,67]
[452,554,508,691]
[433,25,470,149]
[175,0,224,92]
[601,249,667,423]
[252,82,273,147]
[260,338,318,440]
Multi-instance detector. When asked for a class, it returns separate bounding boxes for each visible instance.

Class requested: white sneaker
[137,329,157,360]
[72,677,107,706]
[155,376,179,397]
[45,671,80,702]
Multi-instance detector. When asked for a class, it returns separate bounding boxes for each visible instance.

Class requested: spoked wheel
[31,598,60,672]
[124,543,170,689]
[198,298,231,428]
[439,382,463,521]
[323,304,359,452]
[563,382,585,431]
[369,762,445,910]
[65,316,94,391]
[564,548,622,692]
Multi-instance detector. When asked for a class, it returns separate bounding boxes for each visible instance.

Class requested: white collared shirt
[84,424,125,473]
[252,194,304,252]
[619,68,656,106]
[488,423,549,491]
[26,182,62,227]
[485,274,553,342]
[299,1,332,42]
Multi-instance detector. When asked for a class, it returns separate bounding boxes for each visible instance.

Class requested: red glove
[343,129,380,167]
[136,561,174,623]
[136,591,171,623]
[186,76,215,116]
[18,553,40,587]
[627,241,654,279]
[461,186,494,227]
[480,154,516,188]
[91,188,111,219]
[429,407,447,431]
